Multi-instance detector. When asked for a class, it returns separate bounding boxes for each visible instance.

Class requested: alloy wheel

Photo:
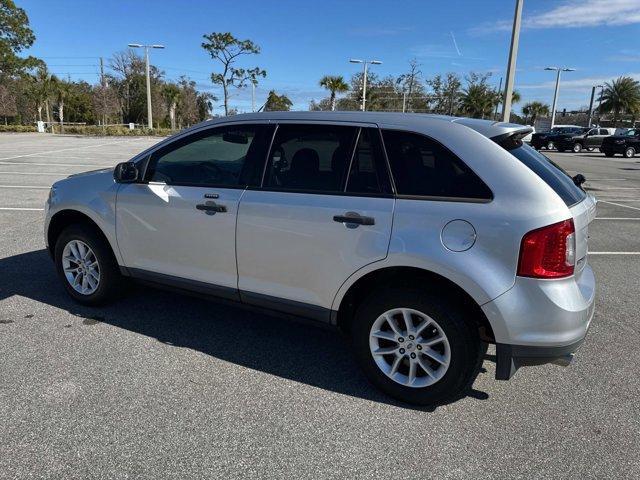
[62,240,100,295]
[369,308,451,388]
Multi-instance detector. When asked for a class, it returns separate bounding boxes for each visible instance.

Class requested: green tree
[522,101,550,124]
[51,76,73,132]
[263,90,292,111]
[0,0,41,79]
[599,76,640,125]
[201,32,266,116]
[426,73,462,115]
[459,72,498,119]
[163,83,181,130]
[319,75,348,111]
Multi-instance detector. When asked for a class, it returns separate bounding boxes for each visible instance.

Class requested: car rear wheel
[572,143,583,153]
[546,141,554,150]
[624,147,636,158]
[351,287,485,406]
[54,224,122,305]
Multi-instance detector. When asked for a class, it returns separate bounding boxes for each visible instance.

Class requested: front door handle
[196,201,227,215]
[333,212,375,227]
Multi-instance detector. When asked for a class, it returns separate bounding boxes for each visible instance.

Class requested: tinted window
[346,128,391,195]
[382,130,492,199]
[264,124,357,192]
[147,125,271,187]
[599,129,609,135]
[508,143,586,206]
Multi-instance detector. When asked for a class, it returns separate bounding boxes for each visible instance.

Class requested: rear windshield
[505,142,586,207]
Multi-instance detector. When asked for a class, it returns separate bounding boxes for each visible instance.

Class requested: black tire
[546,141,554,150]
[54,223,122,305]
[624,147,636,158]
[351,287,485,406]
[572,143,583,153]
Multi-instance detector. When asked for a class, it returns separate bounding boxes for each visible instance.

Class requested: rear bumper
[482,263,596,380]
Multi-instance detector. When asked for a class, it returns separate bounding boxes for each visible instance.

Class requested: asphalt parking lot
[1,133,639,479]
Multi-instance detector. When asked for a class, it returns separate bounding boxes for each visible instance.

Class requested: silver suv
[45,112,596,405]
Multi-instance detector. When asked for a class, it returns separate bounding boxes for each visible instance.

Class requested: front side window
[146,125,271,187]
[264,124,358,192]
[382,130,492,200]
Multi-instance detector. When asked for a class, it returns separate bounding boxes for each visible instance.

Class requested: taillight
[517,219,576,278]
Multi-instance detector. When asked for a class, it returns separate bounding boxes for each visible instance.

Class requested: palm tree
[460,84,497,119]
[319,75,349,111]
[522,101,550,124]
[600,76,640,125]
[51,76,72,133]
[163,83,181,130]
[32,66,53,123]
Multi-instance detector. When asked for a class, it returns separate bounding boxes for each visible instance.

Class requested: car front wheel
[54,224,122,305]
[573,143,583,153]
[351,287,485,406]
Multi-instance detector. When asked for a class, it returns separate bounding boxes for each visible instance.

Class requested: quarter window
[382,130,492,199]
[346,128,392,195]
[264,124,358,192]
[146,125,271,187]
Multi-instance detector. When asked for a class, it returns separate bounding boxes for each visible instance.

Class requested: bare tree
[201,32,266,115]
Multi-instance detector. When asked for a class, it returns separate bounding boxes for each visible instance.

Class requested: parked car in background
[530,125,583,150]
[521,126,535,143]
[555,127,612,153]
[44,112,596,406]
[601,128,640,158]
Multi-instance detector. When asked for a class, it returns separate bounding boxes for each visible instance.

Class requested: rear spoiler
[490,127,533,150]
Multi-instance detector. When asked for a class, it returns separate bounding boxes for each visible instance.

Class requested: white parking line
[594,217,640,220]
[0,185,50,189]
[0,207,44,211]
[0,161,112,167]
[590,252,640,255]
[0,140,135,161]
[0,171,67,175]
[599,200,640,211]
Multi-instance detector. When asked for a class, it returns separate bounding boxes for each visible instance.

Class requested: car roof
[196,111,532,140]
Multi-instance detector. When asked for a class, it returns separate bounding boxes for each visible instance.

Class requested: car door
[236,123,395,320]
[116,123,273,298]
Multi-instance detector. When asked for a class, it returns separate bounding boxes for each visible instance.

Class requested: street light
[587,84,604,127]
[545,66,575,129]
[128,43,165,129]
[349,58,382,111]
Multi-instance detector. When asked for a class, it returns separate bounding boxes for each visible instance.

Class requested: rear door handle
[196,201,227,215]
[333,212,375,226]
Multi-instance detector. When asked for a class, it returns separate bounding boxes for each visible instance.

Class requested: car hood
[66,167,114,179]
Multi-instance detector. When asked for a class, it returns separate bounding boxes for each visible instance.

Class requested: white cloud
[473,0,640,34]
[518,72,640,91]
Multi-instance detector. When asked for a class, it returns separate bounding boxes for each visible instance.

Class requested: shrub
[0,125,37,133]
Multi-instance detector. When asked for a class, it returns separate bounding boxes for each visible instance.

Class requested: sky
[18,0,640,114]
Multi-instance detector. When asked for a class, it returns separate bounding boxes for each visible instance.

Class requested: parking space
[0,134,639,478]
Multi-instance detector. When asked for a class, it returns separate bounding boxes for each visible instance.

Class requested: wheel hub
[369,307,451,388]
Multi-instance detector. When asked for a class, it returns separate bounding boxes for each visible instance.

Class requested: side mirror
[113,162,139,183]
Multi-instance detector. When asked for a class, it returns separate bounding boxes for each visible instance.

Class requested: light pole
[128,43,165,129]
[545,66,575,129]
[349,59,382,111]
[501,0,523,122]
[587,84,604,127]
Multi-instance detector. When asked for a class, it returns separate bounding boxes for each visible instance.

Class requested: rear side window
[507,143,586,207]
[382,130,492,200]
[264,124,357,192]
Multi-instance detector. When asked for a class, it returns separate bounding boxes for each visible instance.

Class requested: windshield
[623,129,637,136]
[502,142,587,207]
